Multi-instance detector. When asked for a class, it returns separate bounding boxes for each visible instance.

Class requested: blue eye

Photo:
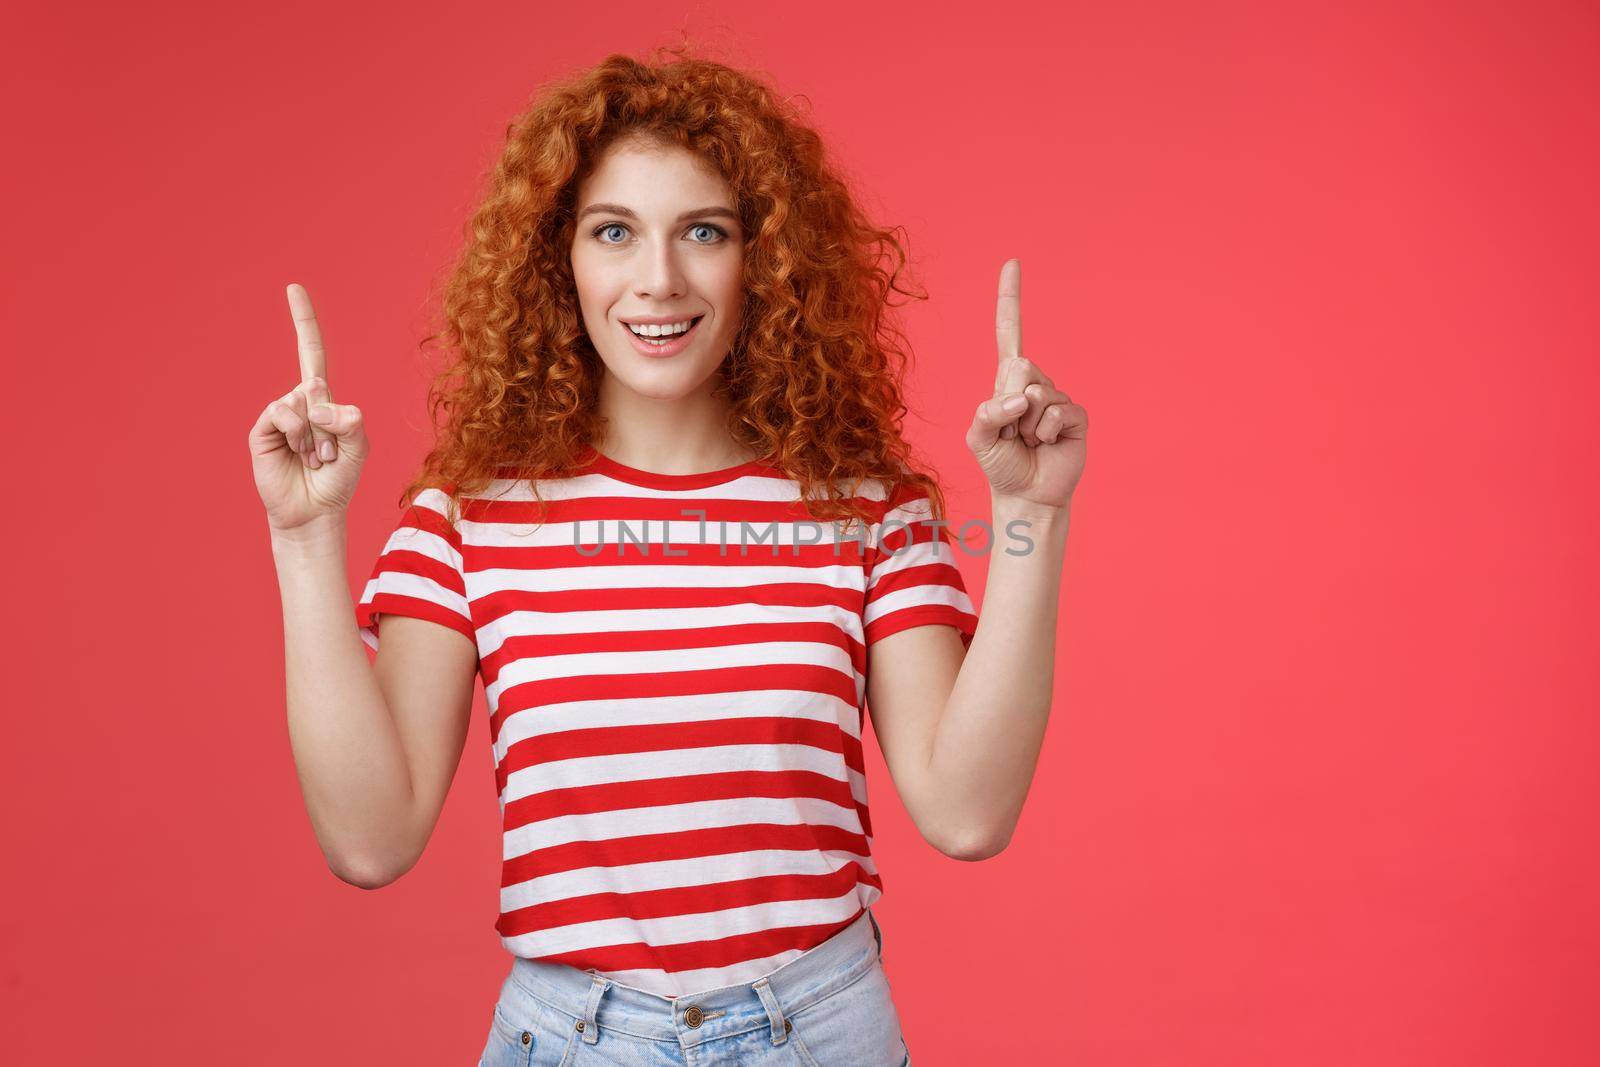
[590,222,731,244]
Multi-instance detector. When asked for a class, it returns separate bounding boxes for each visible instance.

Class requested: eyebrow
[577,202,741,225]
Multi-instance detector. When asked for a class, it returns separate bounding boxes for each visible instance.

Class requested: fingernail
[1002,395,1027,413]
[310,405,332,424]
[319,440,335,462]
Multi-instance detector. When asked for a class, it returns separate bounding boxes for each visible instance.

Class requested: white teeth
[628,319,695,337]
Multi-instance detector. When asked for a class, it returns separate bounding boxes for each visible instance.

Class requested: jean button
[684,1004,704,1028]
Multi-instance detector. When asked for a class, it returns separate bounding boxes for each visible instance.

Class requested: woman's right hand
[248,283,370,534]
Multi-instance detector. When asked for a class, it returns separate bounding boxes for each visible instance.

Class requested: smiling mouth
[622,315,704,351]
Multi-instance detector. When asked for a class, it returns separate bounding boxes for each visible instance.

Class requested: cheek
[695,251,744,304]
[568,262,593,309]
[569,246,611,293]
[710,277,744,329]
[571,271,620,329]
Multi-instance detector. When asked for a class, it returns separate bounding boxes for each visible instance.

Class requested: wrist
[269,515,348,559]
[990,493,1072,528]
[990,495,1070,553]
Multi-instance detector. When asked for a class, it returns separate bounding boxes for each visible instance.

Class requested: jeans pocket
[481,1002,534,1066]
[785,960,908,1067]
[481,975,579,1067]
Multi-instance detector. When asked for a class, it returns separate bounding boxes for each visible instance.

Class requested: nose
[634,235,687,302]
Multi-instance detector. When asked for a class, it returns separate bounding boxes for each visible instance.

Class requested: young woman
[252,48,1085,1067]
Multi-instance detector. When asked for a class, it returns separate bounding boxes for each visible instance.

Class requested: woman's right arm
[272,518,473,889]
[254,285,474,889]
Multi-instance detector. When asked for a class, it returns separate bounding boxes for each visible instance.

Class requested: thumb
[966,391,1028,456]
[303,376,337,453]
[307,400,368,449]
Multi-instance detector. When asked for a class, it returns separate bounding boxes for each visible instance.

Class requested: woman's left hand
[966,259,1087,511]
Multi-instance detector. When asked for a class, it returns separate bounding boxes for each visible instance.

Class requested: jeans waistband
[506,907,883,1049]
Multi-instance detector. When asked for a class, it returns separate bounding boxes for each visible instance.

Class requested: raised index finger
[286,283,327,385]
[994,258,1021,387]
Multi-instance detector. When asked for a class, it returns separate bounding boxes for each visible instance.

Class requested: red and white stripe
[356,450,976,997]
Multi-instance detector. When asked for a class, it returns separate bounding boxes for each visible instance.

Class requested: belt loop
[751,977,789,1046]
[580,972,610,1044]
[868,909,884,959]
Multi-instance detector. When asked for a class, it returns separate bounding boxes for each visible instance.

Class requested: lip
[621,313,702,325]
[621,314,703,358]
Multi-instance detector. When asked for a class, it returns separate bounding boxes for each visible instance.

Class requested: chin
[606,358,721,400]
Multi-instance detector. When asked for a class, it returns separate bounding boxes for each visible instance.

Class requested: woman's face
[570,138,746,402]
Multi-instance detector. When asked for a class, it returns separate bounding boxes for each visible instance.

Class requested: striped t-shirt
[354,444,978,997]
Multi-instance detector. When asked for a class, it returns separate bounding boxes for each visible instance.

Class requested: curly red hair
[399,43,951,534]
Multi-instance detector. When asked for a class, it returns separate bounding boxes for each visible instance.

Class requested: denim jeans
[478,907,912,1066]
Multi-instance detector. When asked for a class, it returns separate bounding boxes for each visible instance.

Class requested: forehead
[577,139,733,210]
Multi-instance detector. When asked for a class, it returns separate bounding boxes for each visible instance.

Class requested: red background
[5,1,1596,1063]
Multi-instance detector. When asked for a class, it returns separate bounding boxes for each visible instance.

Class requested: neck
[593,372,756,473]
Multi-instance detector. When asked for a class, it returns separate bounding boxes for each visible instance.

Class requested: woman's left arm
[919,494,1070,858]
[867,258,1086,860]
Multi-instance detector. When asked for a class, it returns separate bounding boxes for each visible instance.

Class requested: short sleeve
[862,484,979,650]
[354,487,476,653]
